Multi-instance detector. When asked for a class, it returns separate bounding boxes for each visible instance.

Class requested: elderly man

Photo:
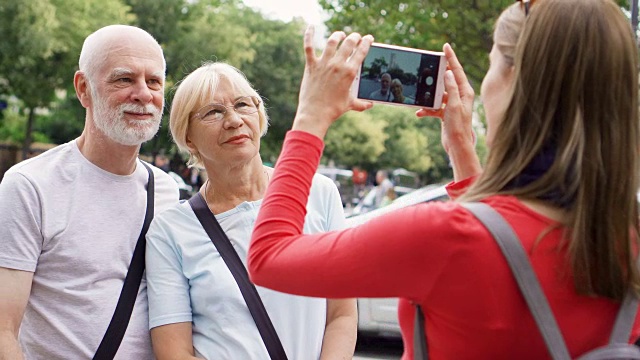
[368,72,393,101]
[0,25,179,359]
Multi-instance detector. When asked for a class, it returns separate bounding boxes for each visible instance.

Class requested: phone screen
[357,44,443,108]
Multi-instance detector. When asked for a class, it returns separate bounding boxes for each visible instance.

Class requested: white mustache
[119,103,161,117]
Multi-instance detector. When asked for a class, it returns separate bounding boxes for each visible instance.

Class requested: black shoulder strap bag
[188,192,288,360]
[93,161,155,360]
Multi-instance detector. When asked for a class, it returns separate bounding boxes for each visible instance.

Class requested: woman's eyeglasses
[191,96,261,122]
[516,0,533,16]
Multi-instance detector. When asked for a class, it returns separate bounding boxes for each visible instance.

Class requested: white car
[346,184,449,338]
[316,167,355,207]
[348,185,417,217]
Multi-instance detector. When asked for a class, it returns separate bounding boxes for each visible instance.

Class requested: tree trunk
[22,107,34,161]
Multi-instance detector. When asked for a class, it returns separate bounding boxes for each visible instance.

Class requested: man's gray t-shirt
[0,140,179,359]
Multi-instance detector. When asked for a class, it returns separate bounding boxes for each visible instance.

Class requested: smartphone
[351,42,446,109]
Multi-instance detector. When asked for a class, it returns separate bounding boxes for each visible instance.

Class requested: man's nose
[130,80,154,103]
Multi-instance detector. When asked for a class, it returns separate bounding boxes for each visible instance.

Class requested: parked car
[316,167,356,207]
[346,184,449,338]
[348,185,416,217]
[391,168,420,189]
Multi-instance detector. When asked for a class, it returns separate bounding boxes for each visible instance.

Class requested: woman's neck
[201,160,271,214]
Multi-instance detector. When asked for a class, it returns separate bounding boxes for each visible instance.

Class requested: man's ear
[74,71,91,109]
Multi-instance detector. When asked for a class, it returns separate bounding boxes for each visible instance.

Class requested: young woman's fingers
[351,99,374,112]
[335,32,362,61]
[443,43,474,100]
[416,93,448,119]
[303,25,317,66]
[442,70,460,110]
[320,31,347,62]
[348,35,374,66]
[417,108,445,119]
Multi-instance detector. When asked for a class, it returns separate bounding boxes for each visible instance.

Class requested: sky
[241,0,329,46]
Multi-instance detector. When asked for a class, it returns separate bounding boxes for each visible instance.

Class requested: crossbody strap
[188,192,288,360]
[94,161,155,360]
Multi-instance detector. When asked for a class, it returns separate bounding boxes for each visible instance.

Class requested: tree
[375,106,441,176]
[319,0,514,92]
[136,0,259,157]
[323,109,388,169]
[1,0,307,166]
[0,0,132,158]
[238,13,307,163]
[322,104,456,184]
[366,57,389,78]
[320,0,630,90]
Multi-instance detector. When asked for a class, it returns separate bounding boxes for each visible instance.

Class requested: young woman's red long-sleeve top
[248,130,640,360]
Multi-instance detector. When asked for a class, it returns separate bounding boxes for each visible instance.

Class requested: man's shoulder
[141,162,181,209]
[143,161,177,183]
[6,142,74,177]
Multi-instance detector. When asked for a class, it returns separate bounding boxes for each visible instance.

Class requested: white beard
[90,85,163,146]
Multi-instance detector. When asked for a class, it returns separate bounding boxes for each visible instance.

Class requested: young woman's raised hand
[418,43,481,181]
[292,26,374,139]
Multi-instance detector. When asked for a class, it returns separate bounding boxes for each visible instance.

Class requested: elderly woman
[144,62,357,359]
[390,78,414,104]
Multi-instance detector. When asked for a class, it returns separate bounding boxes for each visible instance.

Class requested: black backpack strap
[461,202,572,360]
[93,161,155,360]
[188,192,288,360]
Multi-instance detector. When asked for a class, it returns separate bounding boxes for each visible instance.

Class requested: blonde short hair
[169,62,269,168]
[493,2,527,66]
[390,78,403,88]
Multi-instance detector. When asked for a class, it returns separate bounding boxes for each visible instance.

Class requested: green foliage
[132,0,306,160]
[0,0,132,151]
[0,0,133,108]
[164,2,257,79]
[320,0,633,91]
[0,107,49,144]
[0,109,28,143]
[2,0,632,184]
[323,105,453,183]
[38,92,86,145]
[124,0,185,45]
[378,109,435,174]
[0,0,66,109]
[239,14,306,163]
[319,0,513,91]
[324,109,388,168]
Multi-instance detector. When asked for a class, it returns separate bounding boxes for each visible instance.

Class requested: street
[353,336,404,360]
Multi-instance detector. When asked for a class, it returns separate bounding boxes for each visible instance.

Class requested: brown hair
[462,0,640,300]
